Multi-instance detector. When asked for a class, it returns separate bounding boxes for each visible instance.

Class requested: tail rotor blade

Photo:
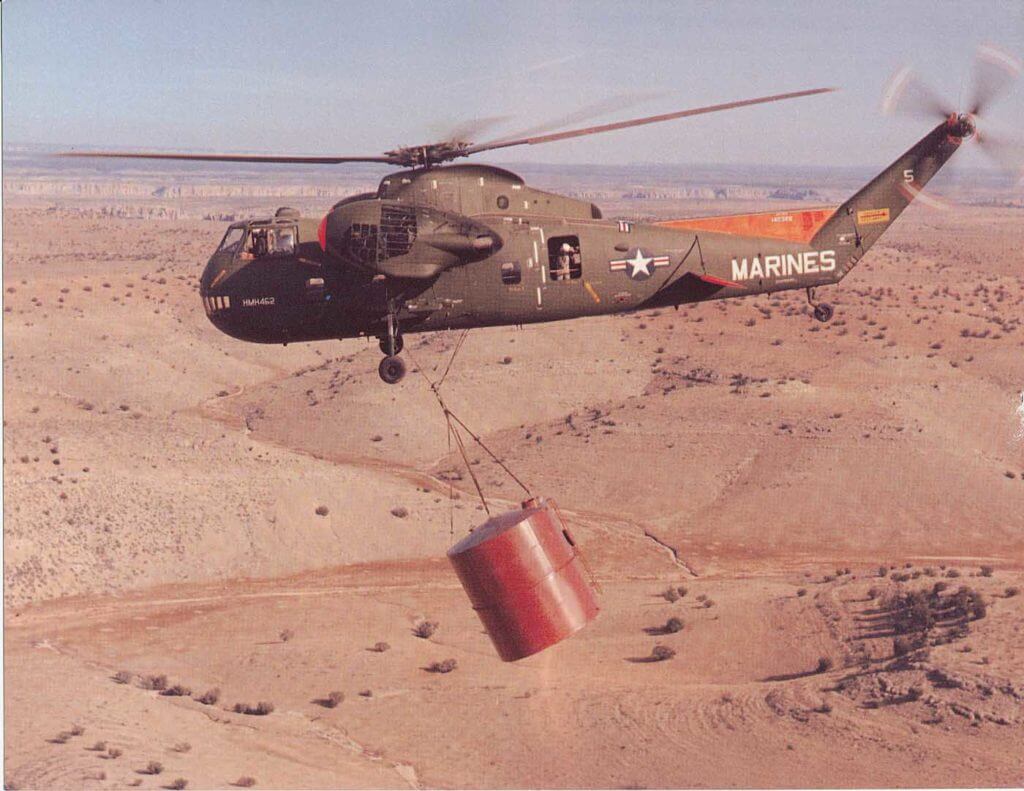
[881,66,952,120]
[976,131,1024,179]
[968,43,1022,116]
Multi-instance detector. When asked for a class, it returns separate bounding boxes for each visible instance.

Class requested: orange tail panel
[656,207,836,244]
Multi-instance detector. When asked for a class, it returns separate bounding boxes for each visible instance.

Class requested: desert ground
[3,157,1024,788]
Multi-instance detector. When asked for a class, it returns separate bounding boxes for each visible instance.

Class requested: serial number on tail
[731,250,836,281]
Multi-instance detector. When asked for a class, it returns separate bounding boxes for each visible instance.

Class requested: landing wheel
[378,333,403,355]
[813,303,834,323]
[379,355,407,385]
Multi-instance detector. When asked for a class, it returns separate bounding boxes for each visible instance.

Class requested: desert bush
[650,645,676,662]
[90,741,107,752]
[279,629,294,642]
[234,702,274,716]
[315,505,329,516]
[371,641,390,652]
[796,588,807,597]
[702,599,715,608]
[113,670,133,684]
[1005,586,1020,598]
[195,688,220,705]
[816,657,833,673]
[878,566,888,577]
[69,725,85,736]
[390,506,409,518]
[319,691,344,708]
[814,702,833,714]
[106,748,123,759]
[359,689,373,697]
[140,674,168,691]
[696,593,707,602]
[233,777,256,788]
[662,587,680,602]
[980,565,994,577]
[426,658,458,674]
[932,581,948,595]
[867,587,879,599]
[50,732,72,744]
[168,779,188,790]
[172,742,191,753]
[664,617,684,633]
[676,585,689,598]
[160,684,191,697]
[946,568,961,578]
[413,621,438,639]
[144,761,163,775]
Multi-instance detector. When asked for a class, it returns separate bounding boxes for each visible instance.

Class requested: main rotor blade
[491,91,666,144]
[464,87,836,155]
[58,150,397,165]
[881,66,952,120]
[968,43,1022,116]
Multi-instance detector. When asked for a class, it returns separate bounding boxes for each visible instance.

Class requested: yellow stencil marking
[857,207,890,225]
[584,281,601,304]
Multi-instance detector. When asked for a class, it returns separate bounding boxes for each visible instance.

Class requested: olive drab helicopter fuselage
[197,116,974,383]
[66,57,1018,383]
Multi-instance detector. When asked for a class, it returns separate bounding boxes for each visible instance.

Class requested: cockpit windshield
[218,226,246,255]
[239,225,297,259]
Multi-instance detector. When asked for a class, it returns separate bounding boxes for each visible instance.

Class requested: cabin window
[218,226,246,255]
[500,262,521,285]
[547,235,582,281]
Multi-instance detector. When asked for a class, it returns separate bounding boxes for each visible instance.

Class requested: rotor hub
[946,112,976,140]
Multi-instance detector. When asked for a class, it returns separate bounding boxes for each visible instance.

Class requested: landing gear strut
[377,308,406,384]
[806,287,834,323]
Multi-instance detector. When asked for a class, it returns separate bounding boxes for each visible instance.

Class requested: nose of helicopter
[199,253,240,334]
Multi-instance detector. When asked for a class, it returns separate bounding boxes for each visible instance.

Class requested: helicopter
[64,48,1020,384]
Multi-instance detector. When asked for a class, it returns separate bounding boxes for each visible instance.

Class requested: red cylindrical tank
[447,497,599,661]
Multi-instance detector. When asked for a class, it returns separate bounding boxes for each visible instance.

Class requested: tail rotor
[883,44,1022,179]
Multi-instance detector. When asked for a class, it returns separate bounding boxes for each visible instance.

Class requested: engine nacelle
[319,198,502,280]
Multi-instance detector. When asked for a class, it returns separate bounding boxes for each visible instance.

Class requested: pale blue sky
[2,0,1022,168]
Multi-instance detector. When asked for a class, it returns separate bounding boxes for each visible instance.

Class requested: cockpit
[216,218,298,261]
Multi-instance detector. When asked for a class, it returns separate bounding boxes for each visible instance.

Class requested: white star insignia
[626,250,653,278]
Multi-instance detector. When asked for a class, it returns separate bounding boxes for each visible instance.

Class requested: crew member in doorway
[554,242,574,281]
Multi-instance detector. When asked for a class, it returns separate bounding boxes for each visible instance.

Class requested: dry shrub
[279,629,294,642]
[172,742,191,753]
[234,702,274,716]
[816,657,833,673]
[113,670,133,685]
[168,779,188,790]
[426,658,458,674]
[650,645,676,662]
[140,674,167,691]
[195,688,220,705]
[413,621,438,639]
[144,761,163,775]
[315,505,329,517]
[233,778,256,788]
[371,641,390,652]
[662,587,680,602]
[319,691,344,708]
[160,684,191,697]
[664,617,684,633]
[106,748,123,760]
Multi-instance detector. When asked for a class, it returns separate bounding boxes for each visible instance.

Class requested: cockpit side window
[218,226,246,255]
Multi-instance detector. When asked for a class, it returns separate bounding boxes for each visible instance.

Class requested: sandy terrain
[3,167,1024,788]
